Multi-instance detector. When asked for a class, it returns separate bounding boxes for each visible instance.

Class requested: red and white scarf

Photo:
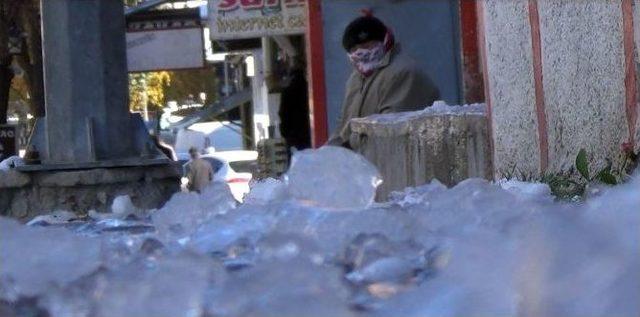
[347,30,395,77]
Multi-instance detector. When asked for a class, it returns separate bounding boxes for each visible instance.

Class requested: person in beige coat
[328,15,440,149]
[185,147,213,193]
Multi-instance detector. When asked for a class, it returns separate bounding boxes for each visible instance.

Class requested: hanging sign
[209,0,307,40]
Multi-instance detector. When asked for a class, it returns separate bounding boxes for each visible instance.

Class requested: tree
[0,1,18,124]
[164,68,219,105]
[1,0,217,124]
[129,68,220,114]
[128,72,171,112]
[1,0,145,124]
[0,0,44,124]
[14,0,44,118]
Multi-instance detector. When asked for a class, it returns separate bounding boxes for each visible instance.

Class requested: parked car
[173,121,244,154]
[178,150,258,202]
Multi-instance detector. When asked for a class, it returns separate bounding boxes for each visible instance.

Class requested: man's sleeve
[326,104,351,147]
[378,69,440,114]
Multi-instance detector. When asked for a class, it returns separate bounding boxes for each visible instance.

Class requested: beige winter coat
[186,158,214,193]
[328,48,440,149]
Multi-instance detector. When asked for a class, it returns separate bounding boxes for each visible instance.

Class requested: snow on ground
[1,146,638,317]
[0,156,24,171]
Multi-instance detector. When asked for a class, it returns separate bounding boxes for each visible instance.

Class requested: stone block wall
[479,0,639,177]
[0,165,181,221]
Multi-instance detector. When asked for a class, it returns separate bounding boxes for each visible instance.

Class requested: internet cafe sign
[209,0,307,40]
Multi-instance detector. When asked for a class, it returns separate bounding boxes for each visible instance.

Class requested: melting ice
[0,146,638,317]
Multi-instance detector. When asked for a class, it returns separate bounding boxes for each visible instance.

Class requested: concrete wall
[480,0,639,178]
[482,0,540,176]
[0,166,180,221]
[539,0,628,172]
[321,0,463,135]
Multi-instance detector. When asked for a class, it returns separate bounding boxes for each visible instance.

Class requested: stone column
[38,0,137,164]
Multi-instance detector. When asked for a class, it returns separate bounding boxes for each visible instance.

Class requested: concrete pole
[38,0,139,164]
[261,37,274,90]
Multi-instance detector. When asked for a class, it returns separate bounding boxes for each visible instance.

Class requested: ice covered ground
[1,146,638,317]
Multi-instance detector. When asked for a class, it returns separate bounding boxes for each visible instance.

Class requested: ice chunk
[285,146,381,209]
[205,256,353,317]
[94,254,218,317]
[388,180,448,207]
[341,234,435,283]
[256,232,324,264]
[26,210,77,226]
[267,203,422,260]
[346,256,422,285]
[38,270,104,317]
[188,204,276,255]
[1,170,640,317]
[152,182,236,245]
[152,192,201,245]
[397,178,547,238]
[244,178,289,205]
[93,219,154,234]
[87,196,145,222]
[498,179,553,201]
[371,232,521,317]
[198,182,237,213]
[0,217,101,300]
[341,233,440,309]
[35,249,206,317]
[110,195,139,216]
[0,156,24,170]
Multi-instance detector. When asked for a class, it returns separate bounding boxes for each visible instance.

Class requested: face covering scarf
[347,31,395,77]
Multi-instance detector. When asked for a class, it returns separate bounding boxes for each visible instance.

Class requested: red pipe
[306,0,329,147]
[476,0,496,176]
[460,0,484,104]
[528,0,549,172]
[622,0,638,146]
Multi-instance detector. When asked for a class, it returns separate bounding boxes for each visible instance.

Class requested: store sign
[209,0,307,40]
[0,125,17,160]
[126,28,205,72]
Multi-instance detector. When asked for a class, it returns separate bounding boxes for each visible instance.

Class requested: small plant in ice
[500,145,637,200]
[545,148,632,199]
[574,148,618,185]
[575,143,639,186]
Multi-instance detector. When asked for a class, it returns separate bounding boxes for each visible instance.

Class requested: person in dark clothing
[278,68,311,150]
[328,15,440,149]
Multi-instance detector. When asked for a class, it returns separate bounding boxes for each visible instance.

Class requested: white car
[178,150,258,202]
